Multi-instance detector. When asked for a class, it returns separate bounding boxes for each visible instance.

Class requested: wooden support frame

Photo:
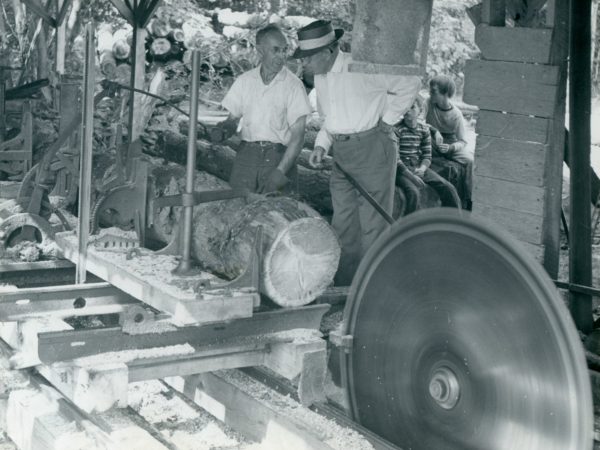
[29,330,327,413]
[54,231,257,325]
[164,370,373,450]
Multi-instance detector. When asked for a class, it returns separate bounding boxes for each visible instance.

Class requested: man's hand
[258,168,288,194]
[414,166,426,178]
[208,117,238,143]
[433,130,444,147]
[408,171,426,188]
[309,146,327,169]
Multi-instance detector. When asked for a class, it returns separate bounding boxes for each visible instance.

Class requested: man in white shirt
[214,24,312,194]
[295,20,421,285]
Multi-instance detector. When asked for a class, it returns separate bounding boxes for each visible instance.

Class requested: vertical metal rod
[76,23,95,284]
[568,0,593,333]
[174,50,201,274]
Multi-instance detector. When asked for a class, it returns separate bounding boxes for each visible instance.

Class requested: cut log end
[264,218,340,308]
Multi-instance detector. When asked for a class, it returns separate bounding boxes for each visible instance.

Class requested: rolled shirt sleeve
[221,77,244,118]
[381,76,421,125]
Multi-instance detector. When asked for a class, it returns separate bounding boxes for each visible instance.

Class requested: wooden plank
[475,24,553,64]
[482,0,505,26]
[464,60,559,117]
[165,370,372,450]
[54,231,255,325]
[476,110,550,143]
[474,136,547,187]
[472,175,545,216]
[543,0,569,277]
[472,203,544,244]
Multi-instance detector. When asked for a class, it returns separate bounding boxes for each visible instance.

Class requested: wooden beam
[165,371,372,449]
[55,0,71,26]
[482,0,505,26]
[568,0,593,332]
[38,362,129,413]
[472,175,545,216]
[474,136,547,187]
[463,60,559,117]
[475,24,553,64]
[20,0,56,27]
[128,26,147,142]
[542,0,569,279]
[107,0,135,25]
[139,0,161,28]
[472,203,544,245]
[54,0,66,75]
[475,110,550,144]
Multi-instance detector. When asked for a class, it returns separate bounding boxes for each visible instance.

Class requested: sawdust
[268,328,323,344]
[121,319,178,335]
[128,380,200,424]
[73,343,195,367]
[216,370,374,450]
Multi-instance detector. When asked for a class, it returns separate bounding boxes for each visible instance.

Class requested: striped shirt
[393,120,432,173]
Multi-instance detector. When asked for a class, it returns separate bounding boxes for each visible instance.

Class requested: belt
[331,122,391,142]
[242,140,283,148]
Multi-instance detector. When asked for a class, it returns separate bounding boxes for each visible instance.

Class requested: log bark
[152,130,333,215]
[143,161,340,307]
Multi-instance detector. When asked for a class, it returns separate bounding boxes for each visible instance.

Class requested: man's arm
[278,115,307,174]
[258,115,307,193]
[209,114,239,142]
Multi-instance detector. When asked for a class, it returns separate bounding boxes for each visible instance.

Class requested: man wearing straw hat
[212,24,311,195]
[295,20,421,285]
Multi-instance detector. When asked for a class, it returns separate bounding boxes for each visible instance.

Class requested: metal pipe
[568,0,593,333]
[174,50,201,274]
[76,22,95,284]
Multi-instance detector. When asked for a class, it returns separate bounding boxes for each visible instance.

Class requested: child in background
[394,96,461,215]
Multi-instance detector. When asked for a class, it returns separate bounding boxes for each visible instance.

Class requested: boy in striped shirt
[394,96,461,215]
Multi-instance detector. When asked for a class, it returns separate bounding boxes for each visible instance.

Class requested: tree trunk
[144,162,340,307]
[152,130,333,215]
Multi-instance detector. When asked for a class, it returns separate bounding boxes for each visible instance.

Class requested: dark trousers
[229,141,297,194]
[396,168,461,215]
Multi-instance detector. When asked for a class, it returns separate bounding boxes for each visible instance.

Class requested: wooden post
[542,0,569,278]
[482,0,506,26]
[568,0,593,333]
[76,23,95,284]
[55,0,66,75]
[0,69,5,143]
[350,0,433,75]
[128,25,147,143]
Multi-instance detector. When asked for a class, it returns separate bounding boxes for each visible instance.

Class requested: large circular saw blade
[340,209,592,450]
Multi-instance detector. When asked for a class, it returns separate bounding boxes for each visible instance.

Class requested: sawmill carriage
[0,0,598,448]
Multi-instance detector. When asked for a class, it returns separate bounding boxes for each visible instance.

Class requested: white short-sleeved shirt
[221,66,311,145]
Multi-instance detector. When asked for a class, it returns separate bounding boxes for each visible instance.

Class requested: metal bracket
[329,329,354,353]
